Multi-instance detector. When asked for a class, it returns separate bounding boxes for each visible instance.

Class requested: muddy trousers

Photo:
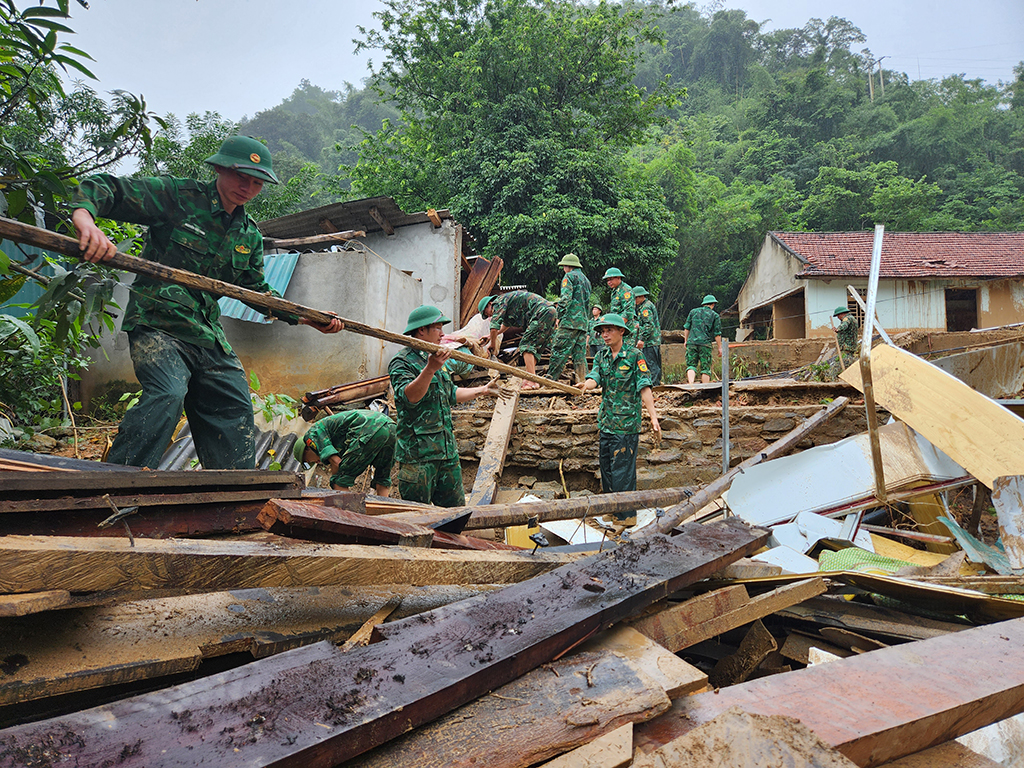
[599,431,639,494]
[641,344,662,386]
[397,455,465,507]
[548,327,587,382]
[107,327,256,470]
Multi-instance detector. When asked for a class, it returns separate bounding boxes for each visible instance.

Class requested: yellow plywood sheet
[841,345,1024,488]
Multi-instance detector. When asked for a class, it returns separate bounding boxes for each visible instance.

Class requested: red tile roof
[771,231,1024,279]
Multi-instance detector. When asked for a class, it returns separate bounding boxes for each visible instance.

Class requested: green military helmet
[702,294,718,305]
[404,305,451,334]
[558,253,583,268]
[603,267,625,280]
[633,285,649,298]
[834,305,851,317]
[292,434,312,464]
[205,136,281,185]
[594,312,630,332]
[478,295,496,315]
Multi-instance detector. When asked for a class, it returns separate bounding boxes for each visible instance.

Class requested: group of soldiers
[72,135,723,513]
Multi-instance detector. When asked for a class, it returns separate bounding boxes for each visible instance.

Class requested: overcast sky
[64,0,1023,124]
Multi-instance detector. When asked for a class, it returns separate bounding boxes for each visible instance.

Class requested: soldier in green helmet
[293,408,397,495]
[587,304,605,356]
[683,294,722,384]
[389,305,498,506]
[479,290,556,390]
[832,305,859,359]
[547,253,592,384]
[603,267,637,343]
[633,286,662,385]
[72,135,343,469]
[577,313,660,509]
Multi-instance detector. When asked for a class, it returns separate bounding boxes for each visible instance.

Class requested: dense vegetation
[1,0,1022,435]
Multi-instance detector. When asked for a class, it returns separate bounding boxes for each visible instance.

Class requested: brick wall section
[454,403,882,490]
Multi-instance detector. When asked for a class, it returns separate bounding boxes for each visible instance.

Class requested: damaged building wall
[453,403,879,489]
[979,279,1024,328]
[736,235,804,333]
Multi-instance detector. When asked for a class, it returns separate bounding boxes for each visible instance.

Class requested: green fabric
[107,326,256,469]
[489,290,556,356]
[609,282,636,338]
[388,347,458,463]
[548,327,587,381]
[683,304,722,346]
[556,268,592,331]
[836,315,859,355]
[302,410,396,488]
[818,547,921,574]
[398,455,465,507]
[587,344,652,434]
[73,174,291,354]
[636,298,661,345]
[599,431,639,494]
[685,343,713,375]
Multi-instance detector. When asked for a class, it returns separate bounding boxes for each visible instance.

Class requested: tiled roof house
[736,231,1024,340]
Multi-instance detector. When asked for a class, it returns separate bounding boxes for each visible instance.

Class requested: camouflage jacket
[636,299,661,346]
[301,410,395,463]
[836,315,859,354]
[588,344,652,434]
[73,175,292,353]
[489,290,553,330]
[557,268,592,331]
[388,347,458,463]
[587,316,606,349]
[609,282,637,335]
[684,305,722,346]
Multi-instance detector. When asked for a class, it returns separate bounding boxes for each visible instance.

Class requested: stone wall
[454,402,882,490]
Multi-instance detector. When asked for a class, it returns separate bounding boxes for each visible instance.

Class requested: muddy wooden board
[0,585,492,707]
[775,595,969,642]
[0,519,766,767]
[541,723,632,768]
[258,499,434,547]
[634,616,1024,767]
[466,377,521,506]
[0,535,574,594]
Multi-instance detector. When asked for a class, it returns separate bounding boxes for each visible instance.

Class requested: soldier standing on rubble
[603,268,637,343]
[71,136,343,470]
[683,294,722,384]
[479,290,556,391]
[293,408,397,496]
[577,313,660,512]
[632,286,662,386]
[390,306,498,506]
[547,253,592,384]
[833,306,859,360]
[587,304,605,357]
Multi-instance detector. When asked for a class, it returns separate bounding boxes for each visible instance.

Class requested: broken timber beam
[466,377,522,506]
[262,230,365,250]
[258,499,434,547]
[0,535,573,594]
[0,216,576,395]
[633,616,1024,767]
[0,519,767,767]
[637,395,850,536]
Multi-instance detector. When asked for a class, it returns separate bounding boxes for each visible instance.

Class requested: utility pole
[877,56,888,96]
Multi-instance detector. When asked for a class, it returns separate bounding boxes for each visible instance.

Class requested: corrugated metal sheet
[157,421,304,472]
[217,251,300,324]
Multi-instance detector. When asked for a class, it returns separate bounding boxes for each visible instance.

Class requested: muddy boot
[574,362,588,385]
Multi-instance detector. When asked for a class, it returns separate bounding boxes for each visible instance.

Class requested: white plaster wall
[738,236,805,323]
[805,278,946,336]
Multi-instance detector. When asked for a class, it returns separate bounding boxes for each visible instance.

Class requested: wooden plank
[541,723,632,768]
[0,585,492,706]
[634,617,1024,767]
[339,597,401,651]
[0,590,70,617]
[258,499,434,547]
[775,595,965,642]
[630,578,826,654]
[878,740,1002,767]
[460,255,503,328]
[466,377,522,506]
[907,493,959,554]
[262,229,364,250]
[579,626,706,699]
[841,344,1024,489]
[0,520,767,767]
[0,468,302,497]
[354,653,659,768]
[708,619,777,688]
[0,535,574,594]
[430,531,524,551]
[779,631,853,665]
[627,585,751,649]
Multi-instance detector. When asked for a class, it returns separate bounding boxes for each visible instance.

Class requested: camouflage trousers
[518,304,557,357]
[641,344,662,386]
[686,343,714,377]
[108,327,256,470]
[547,327,587,382]
[330,422,396,489]
[398,455,466,507]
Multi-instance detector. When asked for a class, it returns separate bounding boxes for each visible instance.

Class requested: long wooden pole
[0,217,578,395]
[861,224,887,503]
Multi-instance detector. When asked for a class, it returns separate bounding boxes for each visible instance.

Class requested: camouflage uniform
[388,347,465,507]
[300,410,396,489]
[636,298,662,386]
[488,290,556,358]
[587,315,606,356]
[609,282,638,342]
[73,174,294,470]
[684,305,722,377]
[836,315,859,357]
[587,344,652,495]
[548,268,592,381]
